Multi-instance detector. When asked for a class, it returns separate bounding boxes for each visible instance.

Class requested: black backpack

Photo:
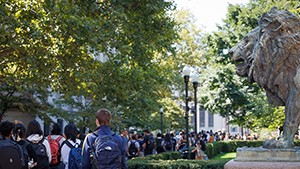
[128,140,138,157]
[0,136,23,169]
[200,140,206,151]
[165,140,172,151]
[171,138,177,150]
[28,138,49,169]
[145,136,154,151]
[155,138,164,153]
[18,140,30,169]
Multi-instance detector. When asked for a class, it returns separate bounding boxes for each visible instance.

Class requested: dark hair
[200,139,206,151]
[78,133,85,141]
[165,133,171,142]
[0,121,15,137]
[131,134,136,140]
[64,123,78,142]
[137,134,143,139]
[13,123,26,140]
[26,120,43,137]
[50,123,61,135]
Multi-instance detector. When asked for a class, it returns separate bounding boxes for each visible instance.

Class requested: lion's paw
[262,139,294,149]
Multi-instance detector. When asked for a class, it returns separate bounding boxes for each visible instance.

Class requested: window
[200,110,205,127]
[208,112,214,127]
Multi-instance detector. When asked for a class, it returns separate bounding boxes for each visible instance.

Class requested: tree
[0,0,179,128]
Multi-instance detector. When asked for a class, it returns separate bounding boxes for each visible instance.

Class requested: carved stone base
[224,147,300,169]
[224,160,300,169]
[236,146,300,161]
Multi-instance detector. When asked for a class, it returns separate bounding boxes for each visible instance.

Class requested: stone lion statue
[230,7,300,148]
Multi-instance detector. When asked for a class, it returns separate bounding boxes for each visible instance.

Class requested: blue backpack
[65,140,82,169]
[90,132,122,169]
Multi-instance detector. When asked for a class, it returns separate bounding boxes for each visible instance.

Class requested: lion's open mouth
[234,57,249,76]
[234,58,245,70]
[234,58,244,66]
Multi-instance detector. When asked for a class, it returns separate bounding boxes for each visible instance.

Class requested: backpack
[0,136,23,169]
[90,132,122,169]
[171,138,176,151]
[155,138,164,153]
[165,140,172,151]
[64,140,82,169]
[28,137,49,169]
[200,140,206,151]
[128,140,138,157]
[18,140,30,169]
[47,135,63,165]
[146,136,154,151]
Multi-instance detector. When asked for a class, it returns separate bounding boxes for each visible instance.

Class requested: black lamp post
[182,65,191,159]
[160,108,163,133]
[191,72,199,134]
[226,98,231,134]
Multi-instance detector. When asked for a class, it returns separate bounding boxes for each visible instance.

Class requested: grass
[212,152,236,160]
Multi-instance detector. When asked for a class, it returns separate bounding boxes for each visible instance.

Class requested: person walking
[142,129,155,156]
[12,123,38,169]
[60,123,82,169]
[127,134,140,159]
[48,123,65,146]
[48,123,65,169]
[162,133,173,152]
[120,129,129,158]
[0,121,23,169]
[26,120,52,169]
[82,108,127,169]
[136,134,144,157]
[155,133,164,154]
[191,140,207,160]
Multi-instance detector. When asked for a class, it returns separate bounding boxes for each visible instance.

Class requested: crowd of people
[0,119,85,169]
[0,108,127,169]
[121,128,258,160]
[0,107,259,169]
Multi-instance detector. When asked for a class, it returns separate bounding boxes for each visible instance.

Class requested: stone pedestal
[225,160,300,169]
[224,147,300,169]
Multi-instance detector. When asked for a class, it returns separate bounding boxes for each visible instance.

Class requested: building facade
[192,108,243,136]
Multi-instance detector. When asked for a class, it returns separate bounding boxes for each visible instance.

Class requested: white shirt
[127,140,140,149]
[61,138,82,169]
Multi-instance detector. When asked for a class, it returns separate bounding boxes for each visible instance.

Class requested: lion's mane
[232,7,300,106]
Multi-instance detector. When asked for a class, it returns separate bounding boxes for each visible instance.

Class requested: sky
[175,0,249,32]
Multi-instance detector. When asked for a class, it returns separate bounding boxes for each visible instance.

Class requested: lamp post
[182,65,191,159]
[226,98,231,134]
[160,108,163,133]
[191,72,199,134]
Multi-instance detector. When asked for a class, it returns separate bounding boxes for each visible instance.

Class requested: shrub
[128,141,265,169]
[128,159,229,169]
[206,141,263,158]
[137,151,182,160]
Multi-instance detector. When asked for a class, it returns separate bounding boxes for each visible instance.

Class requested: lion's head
[230,27,259,80]
[230,7,300,106]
